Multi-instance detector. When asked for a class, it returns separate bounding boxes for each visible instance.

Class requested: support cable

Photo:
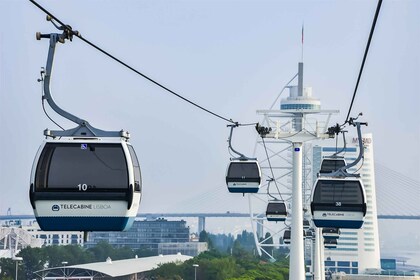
[261,136,284,201]
[345,0,383,123]
[30,0,242,125]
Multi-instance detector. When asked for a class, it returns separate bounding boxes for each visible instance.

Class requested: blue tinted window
[338,268,351,274]
[352,262,358,267]
[337,261,350,267]
[325,261,335,266]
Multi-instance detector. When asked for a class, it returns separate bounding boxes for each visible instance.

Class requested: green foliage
[86,241,134,262]
[208,233,234,253]
[5,241,151,279]
[0,231,289,280]
[147,239,289,280]
[236,230,256,252]
[199,230,214,249]
[0,257,21,280]
[134,247,156,258]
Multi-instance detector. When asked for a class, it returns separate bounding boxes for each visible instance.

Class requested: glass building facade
[85,218,190,251]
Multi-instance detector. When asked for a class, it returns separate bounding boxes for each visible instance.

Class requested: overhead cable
[30,0,239,124]
[345,0,383,123]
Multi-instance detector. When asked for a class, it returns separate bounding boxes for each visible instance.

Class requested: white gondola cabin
[266,201,287,222]
[311,177,366,229]
[324,238,338,249]
[283,229,291,244]
[310,177,366,229]
[322,228,341,239]
[226,159,261,193]
[30,137,141,231]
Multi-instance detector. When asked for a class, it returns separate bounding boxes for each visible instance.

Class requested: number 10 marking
[78,184,88,191]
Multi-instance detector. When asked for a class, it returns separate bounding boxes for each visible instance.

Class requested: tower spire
[301,23,304,62]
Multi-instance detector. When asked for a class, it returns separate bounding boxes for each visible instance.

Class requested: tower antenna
[301,23,304,62]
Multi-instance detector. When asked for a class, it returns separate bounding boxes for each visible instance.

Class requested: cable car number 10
[78,184,90,191]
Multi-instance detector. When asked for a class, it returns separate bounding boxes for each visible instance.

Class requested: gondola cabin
[29,137,142,231]
[266,201,287,222]
[226,159,261,193]
[310,177,366,229]
[324,239,338,249]
[283,229,291,244]
[303,219,310,230]
[306,228,315,240]
[322,228,341,240]
[319,158,346,174]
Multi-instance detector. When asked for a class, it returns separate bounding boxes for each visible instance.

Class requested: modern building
[158,242,208,256]
[22,220,85,246]
[312,133,381,274]
[85,218,190,251]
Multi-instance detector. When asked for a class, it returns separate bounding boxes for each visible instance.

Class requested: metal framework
[37,21,129,139]
[247,62,338,280]
[35,267,107,279]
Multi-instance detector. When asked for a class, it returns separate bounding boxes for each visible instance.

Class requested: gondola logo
[322,213,327,217]
[81,144,88,150]
[52,205,60,211]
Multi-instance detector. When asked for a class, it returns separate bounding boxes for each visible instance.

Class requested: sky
[0,0,419,255]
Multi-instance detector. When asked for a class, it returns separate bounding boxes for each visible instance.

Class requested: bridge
[1,212,418,233]
[1,163,418,232]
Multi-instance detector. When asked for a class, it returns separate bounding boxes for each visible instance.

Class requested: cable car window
[228,162,259,178]
[313,180,363,204]
[267,203,286,213]
[320,159,346,173]
[127,145,141,192]
[35,143,128,191]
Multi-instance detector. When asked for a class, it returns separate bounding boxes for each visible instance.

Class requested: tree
[199,230,214,249]
[18,247,48,279]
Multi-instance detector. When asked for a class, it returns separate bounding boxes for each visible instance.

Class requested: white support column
[313,228,321,280]
[320,240,325,280]
[290,142,304,280]
[313,228,326,280]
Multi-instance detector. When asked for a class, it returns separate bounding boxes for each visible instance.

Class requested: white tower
[250,62,337,280]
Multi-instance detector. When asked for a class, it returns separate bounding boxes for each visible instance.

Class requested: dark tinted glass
[283,230,291,239]
[325,239,338,245]
[323,228,340,234]
[320,159,346,173]
[228,162,260,178]
[36,143,128,191]
[267,202,286,213]
[313,180,363,204]
[127,145,142,192]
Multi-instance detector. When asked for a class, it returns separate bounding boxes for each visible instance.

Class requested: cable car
[324,239,338,249]
[283,229,291,244]
[322,228,340,240]
[266,200,287,222]
[306,228,315,240]
[303,219,310,230]
[29,137,142,231]
[226,159,261,193]
[310,177,366,229]
[319,157,346,174]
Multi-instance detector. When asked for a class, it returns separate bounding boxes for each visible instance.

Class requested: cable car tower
[249,62,338,280]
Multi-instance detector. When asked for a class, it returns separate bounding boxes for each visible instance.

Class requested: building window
[337,261,350,267]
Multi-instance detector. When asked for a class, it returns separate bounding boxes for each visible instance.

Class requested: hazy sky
[0,0,418,222]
